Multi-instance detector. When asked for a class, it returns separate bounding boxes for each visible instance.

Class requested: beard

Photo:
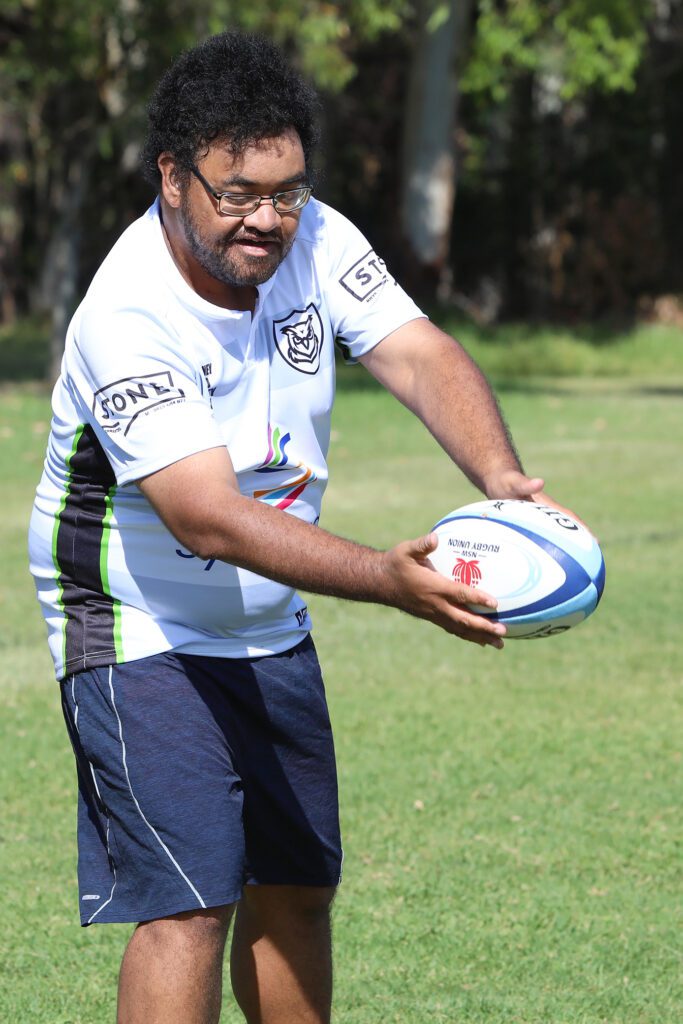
[178,197,294,288]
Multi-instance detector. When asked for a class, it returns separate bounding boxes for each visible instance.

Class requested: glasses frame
[190,165,312,217]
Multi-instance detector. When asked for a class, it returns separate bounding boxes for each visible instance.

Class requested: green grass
[2,369,682,1022]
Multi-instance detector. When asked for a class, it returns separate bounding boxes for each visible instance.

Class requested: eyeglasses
[190,165,312,217]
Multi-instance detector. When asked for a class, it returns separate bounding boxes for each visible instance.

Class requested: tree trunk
[399,0,473,297]
[45,153,91,381]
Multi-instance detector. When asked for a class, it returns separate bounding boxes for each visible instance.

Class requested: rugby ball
[428,500,605,639]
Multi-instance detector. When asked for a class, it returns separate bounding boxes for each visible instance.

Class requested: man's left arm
[359,317,558,506]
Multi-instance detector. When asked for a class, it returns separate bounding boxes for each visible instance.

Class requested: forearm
[362,321,523,495]
[182,489,391,603]
[139,450,396,603]
[139,447,506,647]
[411,341,523,493]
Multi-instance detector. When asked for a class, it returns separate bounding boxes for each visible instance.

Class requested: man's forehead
[201,130,305,180]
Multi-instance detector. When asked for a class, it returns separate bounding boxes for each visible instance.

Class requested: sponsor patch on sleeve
[92,370,186,435]
[338,249,392,302]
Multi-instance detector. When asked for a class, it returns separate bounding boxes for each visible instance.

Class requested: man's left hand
[483,468,590,531]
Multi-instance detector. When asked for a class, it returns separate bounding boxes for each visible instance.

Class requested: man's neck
[159,210,257,313]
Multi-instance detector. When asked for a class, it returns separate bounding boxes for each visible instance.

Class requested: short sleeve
[65,307,225,485]
[323,210,426,362]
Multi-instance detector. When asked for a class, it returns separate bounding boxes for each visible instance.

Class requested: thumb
[407,532,439,559]
[513,476,545,499]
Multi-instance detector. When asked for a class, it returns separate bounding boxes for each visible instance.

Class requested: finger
[431,595,507,637]
[455,607,506,636]
[486,469,545,500]
[530,491,594,534]
[442,620,506,649]
[530,490,567,510]
[447,581,499,611]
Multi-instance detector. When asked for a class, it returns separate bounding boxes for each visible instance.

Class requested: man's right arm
[138,445,507,648]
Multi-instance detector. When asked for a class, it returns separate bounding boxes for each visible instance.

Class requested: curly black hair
[141,32,320,189]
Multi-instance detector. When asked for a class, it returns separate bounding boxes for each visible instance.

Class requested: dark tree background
[1,0,682,377]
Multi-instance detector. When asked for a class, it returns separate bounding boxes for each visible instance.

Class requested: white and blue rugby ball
[428,500,605,639]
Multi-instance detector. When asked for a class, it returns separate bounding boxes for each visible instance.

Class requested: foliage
[0,0,414,329]
[462,0,651,100]
[212,0,411,91]
[0,316,50,381]
[1,0,681,337]
[448,0,683,320]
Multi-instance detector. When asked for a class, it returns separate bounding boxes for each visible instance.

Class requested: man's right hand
[381,533,506,648]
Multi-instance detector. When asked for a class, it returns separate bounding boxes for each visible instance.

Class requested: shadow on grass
[488,378,683,398]
[636,384,683,397]
[335,357,683,399]
[429,307,642,348]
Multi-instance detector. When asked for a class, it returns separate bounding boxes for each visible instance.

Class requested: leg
[230,885,336,1024]
[117,903,235,1024]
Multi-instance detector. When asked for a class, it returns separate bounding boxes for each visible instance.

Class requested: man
[29,31,566,1024]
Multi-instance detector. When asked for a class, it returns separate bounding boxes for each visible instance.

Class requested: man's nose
[243,199,280,232]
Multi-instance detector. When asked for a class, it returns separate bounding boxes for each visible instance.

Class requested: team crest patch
[273,303,324,375]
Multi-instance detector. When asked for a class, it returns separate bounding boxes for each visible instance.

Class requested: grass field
[1,360,682,1022]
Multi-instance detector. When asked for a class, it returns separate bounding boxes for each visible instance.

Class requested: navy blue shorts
[60,636,342,926]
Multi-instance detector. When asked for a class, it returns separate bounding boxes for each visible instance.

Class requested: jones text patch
[92,370,186,435]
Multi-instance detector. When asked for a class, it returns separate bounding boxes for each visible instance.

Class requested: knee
[137,904,234,953]
[243,885,336,928]
[287,885,337,922]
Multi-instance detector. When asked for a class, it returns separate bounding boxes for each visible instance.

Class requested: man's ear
[158,153,182,209]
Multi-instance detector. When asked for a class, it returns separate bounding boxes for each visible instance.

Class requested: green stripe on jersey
[51,424,85,678]
[100,485,124,662]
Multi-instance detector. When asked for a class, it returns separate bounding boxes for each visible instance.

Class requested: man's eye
[223,194,255,206]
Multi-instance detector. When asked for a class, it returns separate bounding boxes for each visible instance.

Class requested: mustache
[230,230,282,244]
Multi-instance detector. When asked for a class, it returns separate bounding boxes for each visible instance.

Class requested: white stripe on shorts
[106,666,206,909]
[70,674,118,923]
[86,818,118,924]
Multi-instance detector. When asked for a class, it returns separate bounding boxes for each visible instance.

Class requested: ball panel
[430,517,567,611]
[459,519,591,619]
[431,516,592,618]
[505,610,588,639]
[594,557,606,599]
[497,581,599,626]
[435,500,603,583]
[430,500,605,639]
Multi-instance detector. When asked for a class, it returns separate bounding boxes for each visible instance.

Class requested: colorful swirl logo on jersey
[254,424,316,510]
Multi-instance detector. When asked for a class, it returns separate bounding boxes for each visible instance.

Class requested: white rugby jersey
[29,198,424,679]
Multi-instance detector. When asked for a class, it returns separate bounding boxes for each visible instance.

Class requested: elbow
[165,517,226,564]
[178,524,232,564]
[141,480,247,565]
[187,536,219,563]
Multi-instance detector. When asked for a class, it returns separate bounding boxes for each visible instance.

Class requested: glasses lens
[274,188,312,212]
[218,194,260,216]
[217,188,312,216]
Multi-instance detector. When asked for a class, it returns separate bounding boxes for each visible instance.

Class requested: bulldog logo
[273,303,324,375]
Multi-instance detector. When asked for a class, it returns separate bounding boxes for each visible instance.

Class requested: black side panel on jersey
[54,425,118,675]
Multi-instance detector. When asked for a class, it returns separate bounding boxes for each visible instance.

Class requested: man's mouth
[232,235,281,257]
